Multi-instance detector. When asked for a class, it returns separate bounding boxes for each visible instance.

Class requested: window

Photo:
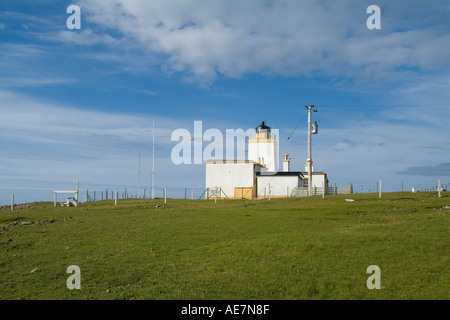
[303,179,309,188]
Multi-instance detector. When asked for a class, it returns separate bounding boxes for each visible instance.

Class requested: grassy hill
[0,192,448,300]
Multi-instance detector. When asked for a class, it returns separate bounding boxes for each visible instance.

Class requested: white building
[256,171,304,198]
[205,121,328,199]
[205,160,267,199]
[297,171,329,197]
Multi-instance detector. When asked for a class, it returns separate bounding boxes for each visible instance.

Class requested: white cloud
[0,89,183,187]
[0,77,75,88]
[329,123,447,183]
[0,90,254,191]
[0,89,173,152]
[72,0,450,84]
[134,89,156,95]
[53,29,120,46]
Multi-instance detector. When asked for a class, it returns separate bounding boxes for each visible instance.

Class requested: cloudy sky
[1,0,449,203]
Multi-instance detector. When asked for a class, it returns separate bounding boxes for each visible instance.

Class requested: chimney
[283,153,290,172]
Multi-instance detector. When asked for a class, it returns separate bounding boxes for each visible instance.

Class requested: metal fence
[353,181,449,194]
[84,187,207,202]
[293,186,353,197]
[1,180,448,207]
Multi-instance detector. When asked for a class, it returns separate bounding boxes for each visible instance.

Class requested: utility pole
[152,117,155,200]
[306,105,316,196]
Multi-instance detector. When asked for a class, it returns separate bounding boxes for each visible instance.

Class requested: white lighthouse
[248,121,279,172]
[205,119,330,199]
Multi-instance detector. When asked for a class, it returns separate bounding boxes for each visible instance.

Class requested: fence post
[11,193,14,211]
[322,181,325,199]
[379,180,382,199]
[54,192,57,207]
[438,179,441,198]
[115,189,118,205]
[164,187,167,204]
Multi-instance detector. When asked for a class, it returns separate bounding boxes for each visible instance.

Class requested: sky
[1,0,450,204]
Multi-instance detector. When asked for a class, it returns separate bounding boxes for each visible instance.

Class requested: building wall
[257,176,301,198]
[302,173,328,189]
[205,162,256,199]
[311,173,328,189]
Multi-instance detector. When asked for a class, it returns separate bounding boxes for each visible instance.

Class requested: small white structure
[298,171,328,196]
[205,160,267,199]
[54,182,79,207]
[257,171,304,198]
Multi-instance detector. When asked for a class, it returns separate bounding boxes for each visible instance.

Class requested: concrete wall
[302,173,328,189]
[257,176,301,198]
[311,173,328,189]
[205,162,256,199]
[312,174,327,188]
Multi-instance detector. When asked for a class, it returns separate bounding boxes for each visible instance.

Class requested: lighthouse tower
[248,121,279,172]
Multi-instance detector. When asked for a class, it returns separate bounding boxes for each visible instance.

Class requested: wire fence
[84,187,206,202]
[351,181,449,194]
[0,187,207,207]
[1,180,448,207]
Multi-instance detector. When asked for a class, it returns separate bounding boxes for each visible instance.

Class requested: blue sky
[1,0,450,204]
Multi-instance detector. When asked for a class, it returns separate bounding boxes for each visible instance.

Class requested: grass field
[0,192,448,300]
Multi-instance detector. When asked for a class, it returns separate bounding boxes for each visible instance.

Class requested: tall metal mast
[138,152,141,198]
[151,117,155,200]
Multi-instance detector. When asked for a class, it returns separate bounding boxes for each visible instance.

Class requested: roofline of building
[205,160,266,167]
[257,171,305,178]
[300,172,327,175]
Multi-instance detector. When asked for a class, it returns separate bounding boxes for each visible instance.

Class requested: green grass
[0,192,449,300]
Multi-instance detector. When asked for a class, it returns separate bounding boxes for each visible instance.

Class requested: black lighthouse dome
[256,121,270,133]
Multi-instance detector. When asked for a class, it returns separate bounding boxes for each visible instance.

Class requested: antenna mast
[151,117,155,200]
[138,152,141,198]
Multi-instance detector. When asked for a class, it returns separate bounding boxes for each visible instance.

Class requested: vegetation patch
[0,192,448,300]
